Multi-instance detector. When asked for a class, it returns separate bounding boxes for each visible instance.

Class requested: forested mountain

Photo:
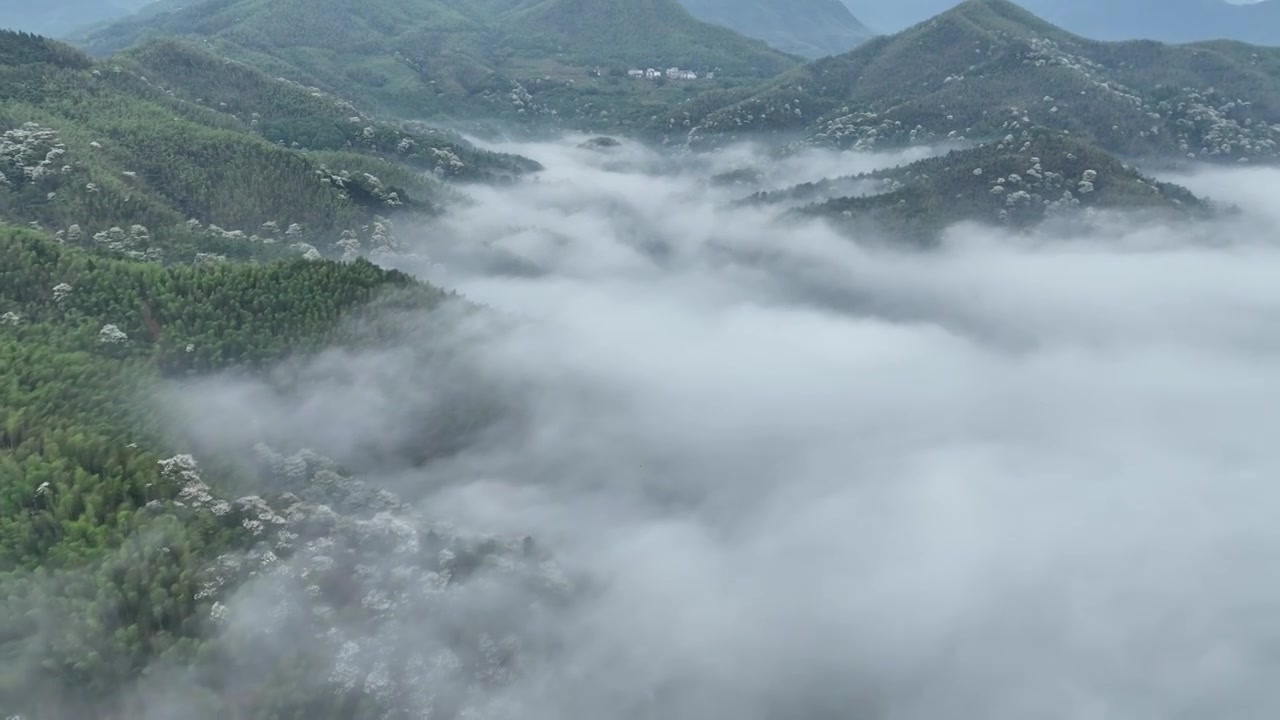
[0,224,570,718]
[117,38,539,181]
[677,0,874,59]
[842,0,1280,45]
[0,20,578,715]
[0,31,533,262]
[837,0,956,33]
[662,0,1280,162]
[0,0,1270,714]
[77,0,798,127]
[0,0,155,38]
[502,0,796,72]
[746,130,1208,240]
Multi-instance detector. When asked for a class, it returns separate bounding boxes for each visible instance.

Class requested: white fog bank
[170,136,1280,720]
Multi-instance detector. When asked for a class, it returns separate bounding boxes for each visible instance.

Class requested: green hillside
[0,29,581,717]
[118,38,539,181]
[78,0,799,127]
[679,0,874,59]
[0,224,567,718]
[752,131,1207,241]
[0,224,412,707]
[507,0,796,71]
[663,0,1280,162]
[0,31,533,262]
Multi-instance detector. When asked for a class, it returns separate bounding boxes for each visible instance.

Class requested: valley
[2,1,1280,718]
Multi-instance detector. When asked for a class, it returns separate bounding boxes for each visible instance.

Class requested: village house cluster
[627,66,714,81]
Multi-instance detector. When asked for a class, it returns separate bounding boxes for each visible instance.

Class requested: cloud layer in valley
[157,136,1280,720]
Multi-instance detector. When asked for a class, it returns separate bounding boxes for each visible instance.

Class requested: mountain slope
[0,31,531,261]
[0,224,562,718]
[665,0,1280,162]
[502,0,796,72]
[117,38,538,181]
[677,0,874,59]
[79,0,798,126]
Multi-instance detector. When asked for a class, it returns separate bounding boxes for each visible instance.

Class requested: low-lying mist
[165,136,1280,719]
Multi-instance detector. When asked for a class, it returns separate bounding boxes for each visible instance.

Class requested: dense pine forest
[0,223,502,715]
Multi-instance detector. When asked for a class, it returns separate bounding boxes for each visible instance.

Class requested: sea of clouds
[159,135,1280,720]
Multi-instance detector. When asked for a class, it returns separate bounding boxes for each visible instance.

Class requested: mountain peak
[928,0,1074,39]
[677,0,874,59]
[504,0,796,73]
[843,0,1280,45]
[668,0,1280,165]
[80,0,798,124]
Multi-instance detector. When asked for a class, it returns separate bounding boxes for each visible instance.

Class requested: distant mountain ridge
[1026,0,1280,46]
[0,0,155,37]
[662,0,1280,163]
[76,0,797,126]
[842,0,1280,45]
[678,0,874,58]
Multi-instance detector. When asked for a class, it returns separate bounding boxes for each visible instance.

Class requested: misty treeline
[767,131,1209,239]
[0,31,570,718]
[0,224,526,718]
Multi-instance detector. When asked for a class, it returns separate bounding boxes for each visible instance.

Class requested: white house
[663,68,698,80]
[630,66,711,81]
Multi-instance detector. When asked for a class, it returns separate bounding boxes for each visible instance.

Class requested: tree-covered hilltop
[0,31,537,262]
[117,38,540,181]
[746,131,1208,242]
[0,224,567,719]
[661,0,1280,163]
[678,0,873,59]
[503,0,796,73]
[76,0,798,129]
[0,222,417,695]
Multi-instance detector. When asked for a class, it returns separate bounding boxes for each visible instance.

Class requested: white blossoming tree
[98,323,128,345]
